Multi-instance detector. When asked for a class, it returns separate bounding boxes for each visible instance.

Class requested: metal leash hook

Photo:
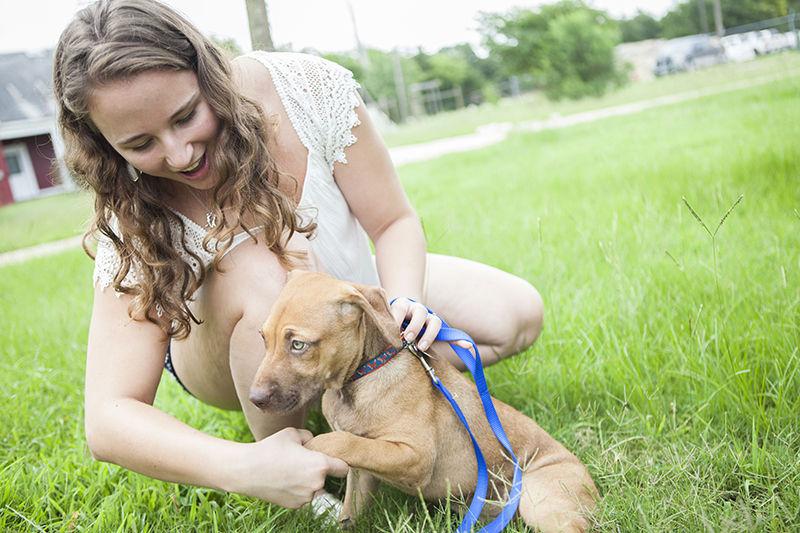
[404,340,439,384]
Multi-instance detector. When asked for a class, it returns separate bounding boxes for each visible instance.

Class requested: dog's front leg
[337,468,379,529]
[306,431,433,490]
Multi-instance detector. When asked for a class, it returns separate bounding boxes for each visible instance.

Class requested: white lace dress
[93,52,380,296]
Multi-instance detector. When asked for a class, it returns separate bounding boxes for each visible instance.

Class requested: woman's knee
[498,280,544,359]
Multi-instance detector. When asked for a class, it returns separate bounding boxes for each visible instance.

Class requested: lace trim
[244,52,362,172]
[92,214,217,297]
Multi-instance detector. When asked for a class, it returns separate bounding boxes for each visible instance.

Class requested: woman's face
[89,69,221,190]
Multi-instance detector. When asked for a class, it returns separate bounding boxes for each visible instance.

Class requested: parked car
[722,29,796,62]
[721,33,757,62]
[785,31,799,49]
[758,29,789,53]
[654,35,726,76]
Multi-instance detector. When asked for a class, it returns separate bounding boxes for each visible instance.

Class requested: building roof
[0,50,55,122]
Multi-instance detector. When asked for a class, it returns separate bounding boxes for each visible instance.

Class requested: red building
[0,50,73,207]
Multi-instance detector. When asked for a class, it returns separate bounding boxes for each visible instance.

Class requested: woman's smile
[88,69,221,189]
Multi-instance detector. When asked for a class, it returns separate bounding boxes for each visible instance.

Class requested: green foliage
[325,46,497,121]
[479,1,592,76]
[662,0,790,38]
[324,49,424,122]
[619,10,663,42]
[539,10,626,100]
[209,35,243,60]
[479,1,625,101]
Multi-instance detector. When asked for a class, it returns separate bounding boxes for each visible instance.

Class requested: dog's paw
[305,431,344,456]
[339,514,354,529]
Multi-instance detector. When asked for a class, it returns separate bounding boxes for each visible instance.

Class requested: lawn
[0,191,92,253]
[1,73,799,531]
[3,55,797,255]
[381,52,800,147]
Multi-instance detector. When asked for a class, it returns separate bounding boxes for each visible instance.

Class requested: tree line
[240,0,800,119]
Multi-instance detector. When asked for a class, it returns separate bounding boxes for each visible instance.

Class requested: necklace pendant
[206,212,218,229]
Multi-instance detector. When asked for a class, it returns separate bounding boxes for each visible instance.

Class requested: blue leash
[396,304,523,532]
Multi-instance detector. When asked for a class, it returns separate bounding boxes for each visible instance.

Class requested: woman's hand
[227,427,349,509]
[389,297,472,352]
[389,297,441,351]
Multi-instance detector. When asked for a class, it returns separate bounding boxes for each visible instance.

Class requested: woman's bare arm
[332,101,427,303]
[84,285,347,507]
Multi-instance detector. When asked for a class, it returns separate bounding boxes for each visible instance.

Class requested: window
[6,153,21,175]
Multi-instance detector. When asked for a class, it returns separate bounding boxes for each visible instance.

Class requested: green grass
[382,52,800,147]
[0,190,92,253]
[3,55,797,255]
[2,73,799,531]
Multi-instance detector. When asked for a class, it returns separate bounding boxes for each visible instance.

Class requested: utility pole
[697,0,709,34]
[346,1,369,69]
[392,50,409,123]
[712,0,724,37]
[245,0,274,51]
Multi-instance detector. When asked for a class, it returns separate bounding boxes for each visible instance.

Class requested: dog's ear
[347,282,402,347]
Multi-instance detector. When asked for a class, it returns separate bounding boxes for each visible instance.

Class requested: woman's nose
[164,137,194,171]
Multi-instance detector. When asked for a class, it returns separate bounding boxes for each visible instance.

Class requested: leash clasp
[404,341,439,384]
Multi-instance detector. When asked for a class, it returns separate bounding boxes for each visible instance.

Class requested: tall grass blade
[714,194,744,236]
[682,197,713,237]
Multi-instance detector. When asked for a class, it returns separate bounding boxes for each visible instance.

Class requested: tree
[245,0,274,51]
[479,1,625,100]
[478,1,592,77]
[661,0,789,38]
[619,10,663,42]
[539,10,625,100]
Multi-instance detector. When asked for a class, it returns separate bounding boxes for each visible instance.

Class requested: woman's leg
[422,253,544,369]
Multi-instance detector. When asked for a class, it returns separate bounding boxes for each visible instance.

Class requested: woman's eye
[130,140,152,152]
[290,340,307,352]
[176,109,196,125]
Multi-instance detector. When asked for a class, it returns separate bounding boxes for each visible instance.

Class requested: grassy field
[2,55,797,254]
[0,191,92,253]
[381,52,800,147]
[1,71,799,531]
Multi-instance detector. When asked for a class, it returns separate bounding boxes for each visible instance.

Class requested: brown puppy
[250,271,597,532]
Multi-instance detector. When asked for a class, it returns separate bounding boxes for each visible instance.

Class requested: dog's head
[249,270,402,414]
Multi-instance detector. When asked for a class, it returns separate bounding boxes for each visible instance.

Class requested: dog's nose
[249,381,280,410]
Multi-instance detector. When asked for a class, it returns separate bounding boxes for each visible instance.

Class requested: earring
[127,164,142,182]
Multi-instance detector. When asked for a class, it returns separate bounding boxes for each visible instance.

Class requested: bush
[539,10,627,100]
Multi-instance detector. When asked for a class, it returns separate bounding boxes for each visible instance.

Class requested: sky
[0,0,678,55]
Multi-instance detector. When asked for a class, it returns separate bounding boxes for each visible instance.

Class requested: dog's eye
[290,339,308,353]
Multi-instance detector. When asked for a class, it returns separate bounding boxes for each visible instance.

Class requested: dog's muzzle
[249,381,300,413]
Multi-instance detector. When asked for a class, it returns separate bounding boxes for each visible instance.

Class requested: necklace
[186,187,218,229]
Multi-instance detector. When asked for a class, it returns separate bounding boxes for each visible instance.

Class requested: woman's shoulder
[232,51,355,93]
[230,52,323,109]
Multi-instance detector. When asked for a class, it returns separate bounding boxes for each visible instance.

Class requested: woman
[55,0,543,510]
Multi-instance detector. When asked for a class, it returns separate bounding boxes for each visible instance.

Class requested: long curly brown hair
[53,0,314,339]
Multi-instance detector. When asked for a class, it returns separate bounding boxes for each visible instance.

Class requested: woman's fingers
[296,429,314,444]
[325,456,350,478]
[402,302,430,344]
[416,314,442,351]
[279,427,314,445]
[389,298,411,328]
